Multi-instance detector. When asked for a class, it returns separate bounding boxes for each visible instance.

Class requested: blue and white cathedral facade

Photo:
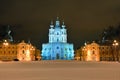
[41,18,74,60]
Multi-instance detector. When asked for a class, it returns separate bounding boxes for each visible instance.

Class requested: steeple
[50,21,54,28]
[55,17,60,28]
[62,21,65,28]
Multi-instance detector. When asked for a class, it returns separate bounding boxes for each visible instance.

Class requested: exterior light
[112,40,119,46]
[26,50,31,61]
[112,40,119,61]
[87,50,91,61]
[3,40,9,46]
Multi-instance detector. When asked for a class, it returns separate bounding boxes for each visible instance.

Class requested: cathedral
[41,18,74,60]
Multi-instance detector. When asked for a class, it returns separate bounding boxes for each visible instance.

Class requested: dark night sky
[0,0,120,50]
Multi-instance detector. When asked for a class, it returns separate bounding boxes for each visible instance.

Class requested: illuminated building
[99,45,113,61]
[100,40,119,61]
[0,40,40,61]
[76,40,120,61]
[81,42,100,61]
[41,17,74,60]
[0,26,40,61]
[17,40,36,61]
[0,40,17,61]
[75,48,82,60]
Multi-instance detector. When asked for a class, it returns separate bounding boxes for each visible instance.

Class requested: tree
[100,25,120,43]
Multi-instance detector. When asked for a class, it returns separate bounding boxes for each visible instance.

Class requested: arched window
[57,47,59,49]
[57,39,59,42]
[93,51,95,54]
[22,50,25,54]
[69,48,71,51]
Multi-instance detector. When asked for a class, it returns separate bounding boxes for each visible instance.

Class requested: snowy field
[0,60,120,80]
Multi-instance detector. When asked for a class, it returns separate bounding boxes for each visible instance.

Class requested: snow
[0,60,120,80]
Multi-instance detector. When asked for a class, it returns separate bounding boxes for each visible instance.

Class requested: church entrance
[56,53,60,59]
[92,55,96,61]
[92,51,96,61]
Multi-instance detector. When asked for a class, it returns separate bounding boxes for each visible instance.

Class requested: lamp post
[112,40,119,61]
[3,40,9,46]
[3,40,9,61]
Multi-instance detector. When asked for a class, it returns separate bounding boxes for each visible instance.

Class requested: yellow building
[35,49,41,60]
[81,42,100,61]
[17,40,36,61]
[0,40,40,61]
[75,48,82,60]
[99,45,113,61]
[76,40,120,61]
[0,40,17,61]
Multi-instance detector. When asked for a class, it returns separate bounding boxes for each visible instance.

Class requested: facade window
[23,50,25,54]
[93,51,95,54]
[102,51,105,56]
[111,47,112,49]
[57,47,59,49]
[57,39,59,42]
[65,48,67,50]
[107,47,109,49]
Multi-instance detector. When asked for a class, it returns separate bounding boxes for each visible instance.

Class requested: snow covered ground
[0,60,120,80]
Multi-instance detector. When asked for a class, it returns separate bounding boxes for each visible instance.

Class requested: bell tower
[49,17,67,43]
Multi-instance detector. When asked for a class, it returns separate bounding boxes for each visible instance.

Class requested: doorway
[56,53,60,59]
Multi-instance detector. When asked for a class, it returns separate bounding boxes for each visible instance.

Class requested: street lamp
[3,40,9,46]
[112,40,119,61]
